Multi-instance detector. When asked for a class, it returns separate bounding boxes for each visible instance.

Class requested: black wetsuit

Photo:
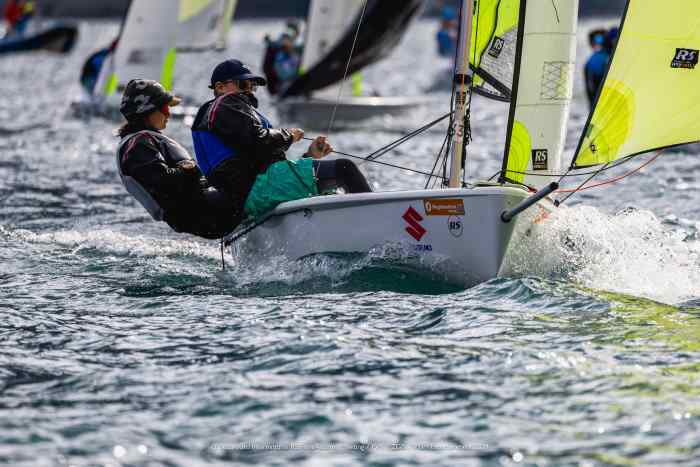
[118,128,236,239]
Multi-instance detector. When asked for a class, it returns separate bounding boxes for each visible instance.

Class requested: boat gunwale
[227,185,533,239]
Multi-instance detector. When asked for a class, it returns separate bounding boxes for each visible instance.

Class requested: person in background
[191,59,372,226]
[262,19,303,95]
[584,28,610,108]
[13,0,34,35]
[436,5,458,57]
[272,33,301,90]
[116,79,237,239]
[3,0,22,36]
[605,27,619,55]
[80,38,118,95]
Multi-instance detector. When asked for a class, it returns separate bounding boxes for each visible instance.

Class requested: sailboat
[228,0,696,287]
[276,0,433,129]
[73,0,232,119]
[176,0,237,52]
[0,1,78,56]
[226,0,574,286]
[0,22,78,55]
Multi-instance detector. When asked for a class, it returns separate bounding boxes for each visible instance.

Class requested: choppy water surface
[1,19,699,467]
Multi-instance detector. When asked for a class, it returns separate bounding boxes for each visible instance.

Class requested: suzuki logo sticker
[402,206,426,241]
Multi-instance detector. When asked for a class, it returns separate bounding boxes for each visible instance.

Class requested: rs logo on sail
[532,149,548,170]
[402,206,426,241]
[488,37,505,58]
[671,48,699,69]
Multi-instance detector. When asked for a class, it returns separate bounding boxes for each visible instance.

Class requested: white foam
[503,205,700,304]
[3,226,220,261]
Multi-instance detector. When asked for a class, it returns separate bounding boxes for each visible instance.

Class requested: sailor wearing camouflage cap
[115,79,237,239]
[119,79,181,121]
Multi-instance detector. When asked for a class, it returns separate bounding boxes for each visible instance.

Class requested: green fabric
[244,158,319,218]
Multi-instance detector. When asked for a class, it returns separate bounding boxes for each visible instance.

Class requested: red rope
[556,150,664,193]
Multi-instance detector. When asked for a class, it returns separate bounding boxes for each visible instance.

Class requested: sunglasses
[219,79,259,92]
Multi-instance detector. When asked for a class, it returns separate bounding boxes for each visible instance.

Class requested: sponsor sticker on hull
[402,206,426,241]
[423,199,465,216]
[448,216,463,238]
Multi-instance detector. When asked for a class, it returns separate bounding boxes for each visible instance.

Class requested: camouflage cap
[120,79,181,121]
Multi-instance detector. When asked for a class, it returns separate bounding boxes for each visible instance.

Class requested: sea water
[1,19,699,466]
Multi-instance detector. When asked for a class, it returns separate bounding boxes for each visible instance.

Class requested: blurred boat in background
[274,0,435,130]
[71,0,237,121]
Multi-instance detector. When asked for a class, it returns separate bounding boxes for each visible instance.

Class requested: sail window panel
[573,0,700,168]
[470,0,520,101]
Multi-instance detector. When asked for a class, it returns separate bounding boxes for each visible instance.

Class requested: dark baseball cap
[120,79,181,121]
[209,59,266,89]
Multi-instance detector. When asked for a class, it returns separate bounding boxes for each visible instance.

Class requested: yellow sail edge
[572,0,700,169]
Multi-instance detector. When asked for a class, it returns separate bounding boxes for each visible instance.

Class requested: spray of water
[502,205,700,304]
[4,205,699,302]
[2,227,221,261]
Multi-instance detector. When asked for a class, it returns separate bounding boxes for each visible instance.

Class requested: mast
[448,0,474,188]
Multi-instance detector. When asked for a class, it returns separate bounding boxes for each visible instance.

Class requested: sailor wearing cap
[191,59,371,226]
[116,79,236,239]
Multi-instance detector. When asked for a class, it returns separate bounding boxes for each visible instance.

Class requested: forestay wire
[326,0,369,136]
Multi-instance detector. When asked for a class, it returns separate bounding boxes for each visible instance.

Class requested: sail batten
[571,0,700,169]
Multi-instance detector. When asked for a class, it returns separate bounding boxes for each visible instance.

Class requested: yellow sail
[572,0,700,168]
[179,0,214,22]
[470,0,520,100]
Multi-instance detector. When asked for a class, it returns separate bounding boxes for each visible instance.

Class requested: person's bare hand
[288,128,305,143]
[307,136,332,159]
[177,160,197,171]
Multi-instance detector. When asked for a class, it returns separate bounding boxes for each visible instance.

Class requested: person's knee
[336,158,359,176]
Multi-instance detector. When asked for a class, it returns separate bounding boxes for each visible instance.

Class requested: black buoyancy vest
[116,130,194,221]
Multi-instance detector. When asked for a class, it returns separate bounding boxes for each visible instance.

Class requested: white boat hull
[276,96,436,129]
[228,186,539,286]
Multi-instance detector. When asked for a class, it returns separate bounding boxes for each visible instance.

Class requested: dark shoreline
[1,0,625,19]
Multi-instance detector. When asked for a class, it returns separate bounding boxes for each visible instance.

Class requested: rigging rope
[554,150,664,205]
[363,112,452,162]
[487,149,665,180]
[426,0,463,190]
[326,0,369,137]
[301,136,447,179]
[301,111,453,179]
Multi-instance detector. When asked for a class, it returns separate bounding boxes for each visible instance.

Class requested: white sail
[300,0,366,73]
[501,0,578,189]
[176,0,237,51]
[96,0,180,101]
[217,0,237,49]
